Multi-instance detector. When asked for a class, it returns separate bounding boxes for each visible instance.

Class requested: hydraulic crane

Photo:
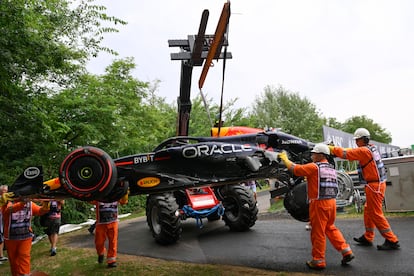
[168,2,231,136]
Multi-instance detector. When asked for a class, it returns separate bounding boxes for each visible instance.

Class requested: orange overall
[92,197,127,265]
[292,160,352,267]
[2,201,46,276]
[332,145,398,243]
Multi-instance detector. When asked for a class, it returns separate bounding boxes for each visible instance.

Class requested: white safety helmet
[353,128,370,139]
[311,143,330,155]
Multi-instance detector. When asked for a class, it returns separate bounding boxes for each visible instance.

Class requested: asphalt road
[68,192,414,275]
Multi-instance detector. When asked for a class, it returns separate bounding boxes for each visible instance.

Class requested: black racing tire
[97,180,129,203]
[59,146,117,201]
[146,193,182,245]
[284,181,309,222]
[219,185,258,231]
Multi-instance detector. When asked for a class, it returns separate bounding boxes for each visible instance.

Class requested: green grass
[268,198,285,212]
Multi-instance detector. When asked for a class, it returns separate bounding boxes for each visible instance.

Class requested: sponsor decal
[24,167,40,179]
[182,144,253,158]
[133,154,154,164]
[281,140,303,145]
[137,177,160,188]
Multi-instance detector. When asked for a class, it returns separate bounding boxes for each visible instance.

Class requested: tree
[341,115,392,144]
[0,0,125,89]
[252,85,325,142]
[34,58,172,228]
[0,0,126,183]
[47,58,176,159]
[187,95,253,137]
[325,117,343,130]
[217,98,256,128]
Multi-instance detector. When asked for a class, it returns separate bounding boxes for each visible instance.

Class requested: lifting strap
[182,203,225,228]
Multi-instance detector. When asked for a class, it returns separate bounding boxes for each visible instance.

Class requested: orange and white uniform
[92,196,127,266]
[332,144,399,243]
[291,159,352,267]
[2,201,47,276]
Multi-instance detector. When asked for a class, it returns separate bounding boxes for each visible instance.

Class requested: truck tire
[146,193,182,245]
[59,146,117,201]
[219,185,258,231]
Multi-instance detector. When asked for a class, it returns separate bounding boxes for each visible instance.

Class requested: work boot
[341,253,355,265]
[98,255,104,264]
[306,260,325,270]
[353,235,373,246]
[377,239,400,250]
[107,262,117,268]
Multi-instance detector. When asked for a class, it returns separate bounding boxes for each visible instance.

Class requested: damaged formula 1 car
[9,130,321,244]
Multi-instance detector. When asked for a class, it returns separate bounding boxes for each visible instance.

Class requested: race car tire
[219,184,258,231]
[146,192,182,245]
[284,181,309,222]
[59,146,117,201]
[97,179,129,203]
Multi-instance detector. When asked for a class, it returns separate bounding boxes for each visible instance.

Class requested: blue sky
[87,0,414,148]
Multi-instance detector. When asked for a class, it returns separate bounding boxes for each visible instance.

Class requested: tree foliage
[0,0,126,183]
[187,95,253,137]
[251,85,325,142]
[325,117,343,130]
[42,58,176,168]
[0,0,125,89]
[341,115,392,144]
